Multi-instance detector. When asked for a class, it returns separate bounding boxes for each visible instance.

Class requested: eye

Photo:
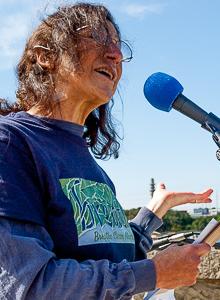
[82,30,93,38]
[76,26,93,38]
[93,27,108,44]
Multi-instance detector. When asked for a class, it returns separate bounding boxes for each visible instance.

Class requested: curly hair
[0,2,124,160]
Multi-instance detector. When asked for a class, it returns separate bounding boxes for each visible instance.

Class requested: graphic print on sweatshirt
[60,178,135,246]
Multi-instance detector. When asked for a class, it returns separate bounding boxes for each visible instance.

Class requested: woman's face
[57,21,123,107]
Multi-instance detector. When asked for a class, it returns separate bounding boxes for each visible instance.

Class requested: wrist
[146,204,166,219]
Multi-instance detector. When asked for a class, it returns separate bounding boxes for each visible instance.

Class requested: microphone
[143,72,220,133]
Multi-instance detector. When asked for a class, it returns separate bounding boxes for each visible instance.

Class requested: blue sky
[1,0,220,211]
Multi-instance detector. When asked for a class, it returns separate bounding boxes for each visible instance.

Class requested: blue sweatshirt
[0,112,162,299]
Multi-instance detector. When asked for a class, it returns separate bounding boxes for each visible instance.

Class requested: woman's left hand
[147,183,213,219]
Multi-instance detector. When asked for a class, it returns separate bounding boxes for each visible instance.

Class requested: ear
[35,50,55,70]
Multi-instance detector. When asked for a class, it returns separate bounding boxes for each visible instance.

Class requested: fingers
[174,188,213,205]
[191,188,213,204]
[156,182,166,190]
[194,198,212,204]
[200,188,213,196]
[199,188,213,199]
[193,243,211,256]
[192,197,212,204]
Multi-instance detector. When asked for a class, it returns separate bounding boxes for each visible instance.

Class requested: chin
[93,97,110,108]
[89,84,116,106]
[94,92,114,106]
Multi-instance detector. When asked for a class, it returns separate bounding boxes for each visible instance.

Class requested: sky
[0,0,220,211]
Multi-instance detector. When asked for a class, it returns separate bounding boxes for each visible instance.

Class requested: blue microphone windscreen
[143,72,184,112]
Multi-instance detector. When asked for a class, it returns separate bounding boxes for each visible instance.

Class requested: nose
[104,43,123,64]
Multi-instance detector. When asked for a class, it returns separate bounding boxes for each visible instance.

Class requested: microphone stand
[204,123,220,161]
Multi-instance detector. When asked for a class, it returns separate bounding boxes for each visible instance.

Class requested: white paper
[193,218,219,245]
[144,289,175,300]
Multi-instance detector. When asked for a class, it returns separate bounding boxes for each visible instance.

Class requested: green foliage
[159,210,194,232]
[124,207,220,232]
[124,207,141,221]
[216,214,220,222]
[191,216,213,231]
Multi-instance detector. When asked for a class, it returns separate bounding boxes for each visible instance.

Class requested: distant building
[193,208,209,216]
[191,207,218,217]
[209,208,218,216]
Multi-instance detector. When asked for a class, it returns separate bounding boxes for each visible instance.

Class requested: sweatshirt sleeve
[0,217,156,300]
[130,207,163,259]
[0,130,46,226]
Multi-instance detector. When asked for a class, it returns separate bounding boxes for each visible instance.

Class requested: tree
[124,207,220,233]
[124,207,141,220]
[159,210,194,232]
[191,216,213,231]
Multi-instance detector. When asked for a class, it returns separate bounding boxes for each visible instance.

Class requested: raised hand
[147,183,213,218]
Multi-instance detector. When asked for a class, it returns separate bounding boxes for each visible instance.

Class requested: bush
[124,207,220,232]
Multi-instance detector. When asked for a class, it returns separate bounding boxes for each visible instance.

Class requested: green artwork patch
[59,178,134,245]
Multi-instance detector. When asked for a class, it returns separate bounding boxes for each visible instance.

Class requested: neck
[27,94,98,125]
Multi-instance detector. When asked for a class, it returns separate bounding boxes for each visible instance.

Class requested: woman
[0,2,211,299]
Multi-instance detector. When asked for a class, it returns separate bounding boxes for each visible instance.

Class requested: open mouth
[95,68,114,81]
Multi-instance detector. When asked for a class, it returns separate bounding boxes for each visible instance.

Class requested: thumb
[194,243,211,256]
[156,182,166,190]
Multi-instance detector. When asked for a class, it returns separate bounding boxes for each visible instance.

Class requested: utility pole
[150,178,155,198]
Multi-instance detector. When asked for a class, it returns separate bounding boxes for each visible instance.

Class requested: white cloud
[122,3,166,18]
[0,0,75,70]
[0,15,28,57]
[0,0,47,70]
[0,0,165,70]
